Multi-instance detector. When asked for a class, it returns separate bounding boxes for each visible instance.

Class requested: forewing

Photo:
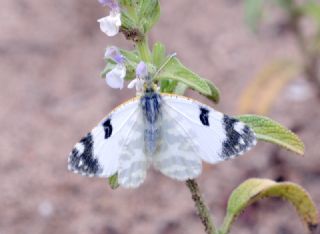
[68,97,143,179]
[161,94,257,164]
[153,113,202,181]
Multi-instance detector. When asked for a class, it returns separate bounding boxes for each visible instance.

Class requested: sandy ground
[0,0,319,234]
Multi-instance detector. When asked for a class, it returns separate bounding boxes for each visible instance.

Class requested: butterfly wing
[153,112,203,181]
[159,94,256,164]
[68,97,148,188]
[117,111,149,188]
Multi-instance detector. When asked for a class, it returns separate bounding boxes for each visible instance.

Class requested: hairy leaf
[220,178,318,234]
[152,42,166,68]
[174,82,188,95]
[156,57,219,100]
[203,79,220,103]
[120,49,140,63]
[138,0,160,33]
[119,0,134,7]
[120,11,137,30]
[238,115,304,155]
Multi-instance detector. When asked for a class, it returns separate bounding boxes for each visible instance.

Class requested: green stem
[219,215,234,234]
[136,36,152,62]
[186,179,218,234]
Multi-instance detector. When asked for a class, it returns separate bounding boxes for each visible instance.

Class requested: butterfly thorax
[140,87,162,155]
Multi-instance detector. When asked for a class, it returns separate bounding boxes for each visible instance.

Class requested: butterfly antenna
[153,52,177,78]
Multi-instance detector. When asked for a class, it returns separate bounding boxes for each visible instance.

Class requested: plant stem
[219,215,234,234]
[136,36,152,62]
[186,179,218,234]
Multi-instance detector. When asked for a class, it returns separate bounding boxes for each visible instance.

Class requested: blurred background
[0,0,319,233]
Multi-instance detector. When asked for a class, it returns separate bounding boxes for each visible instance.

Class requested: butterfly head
[130,62,158,95]
[143,75,158,93]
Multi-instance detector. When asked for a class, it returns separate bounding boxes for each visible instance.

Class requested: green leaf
[156,57,218,98]
[203,79,220,103]
[120,49,140,64]
[160,80,177,93]
[152,42,166,68]
[138,0,160,33]
[120,11,137,30]
[174,82,188,95]
[220,178,318,234]
[273,0,294,11]
[108,174,120,190]
[299,2,320,26]
[244,0,264,32]
[119,0,134,7]
[237,115,304,155]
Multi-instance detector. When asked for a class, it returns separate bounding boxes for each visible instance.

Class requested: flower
[106,64,126,89]
[104,46,124,63]
[128,61,147,93]
[98,0,119,9]
[97,0,121,37]
[105,46,126,89]
[136,61,148,78]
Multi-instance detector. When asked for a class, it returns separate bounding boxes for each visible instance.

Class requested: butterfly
[68,75,257,188]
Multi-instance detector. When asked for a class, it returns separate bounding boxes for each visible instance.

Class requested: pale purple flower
[97,0,121,37]
[127,78,144,92]
[98,0,119,9]
[98,13,121,37]
[136,61,148,78]
[106,64,126,89]
[128,62,148,93]
[105,46,124,63]
[104,46,126,89]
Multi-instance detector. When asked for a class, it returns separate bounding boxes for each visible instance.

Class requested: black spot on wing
[68,133,102,175]
[221,115,256,159]
[199,107,210,126]
[102,118,113,139]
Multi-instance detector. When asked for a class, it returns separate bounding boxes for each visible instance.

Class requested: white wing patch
[153,112,202,180]
[161,94,257,164]
[117,112,149,188]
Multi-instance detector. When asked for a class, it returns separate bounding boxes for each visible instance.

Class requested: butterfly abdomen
[140,91,162,154]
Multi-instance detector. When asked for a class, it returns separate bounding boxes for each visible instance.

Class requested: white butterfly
[68,75,257,188]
